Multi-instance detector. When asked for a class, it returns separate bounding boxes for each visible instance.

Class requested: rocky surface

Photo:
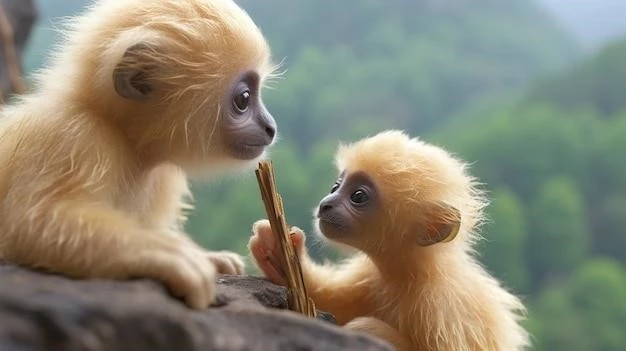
[0,264,392,351]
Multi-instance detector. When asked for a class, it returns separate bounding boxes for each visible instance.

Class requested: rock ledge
[0,264,391,351]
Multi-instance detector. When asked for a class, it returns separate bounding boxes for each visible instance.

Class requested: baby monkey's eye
[330,182,340,194]
[350,189,369,205]
[233,90,250,113]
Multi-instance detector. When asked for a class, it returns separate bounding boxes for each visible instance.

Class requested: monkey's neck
[369,245,465,285]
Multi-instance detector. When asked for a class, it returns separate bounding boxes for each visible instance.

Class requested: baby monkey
[249,131,530,350]
[0,0,277,309]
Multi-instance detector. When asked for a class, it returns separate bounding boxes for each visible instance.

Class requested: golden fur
[0,0,275,309]
[250,130,530,350]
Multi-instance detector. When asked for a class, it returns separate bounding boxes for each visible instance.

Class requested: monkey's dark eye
[233,90,250,113]
[350,189,369,205]
[330,182,340,194]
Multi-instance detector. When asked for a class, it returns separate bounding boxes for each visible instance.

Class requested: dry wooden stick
[0,3,26,98]
[255,160,316,317]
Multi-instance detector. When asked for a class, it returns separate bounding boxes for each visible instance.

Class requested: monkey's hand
[112,235,220,310]
[248,219,306,285]
[7,203,220,310]
[206,250,245,275]
[174,234,245,275]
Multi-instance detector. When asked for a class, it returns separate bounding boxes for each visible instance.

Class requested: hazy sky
[34,0,626,53]
[537,0,626,50]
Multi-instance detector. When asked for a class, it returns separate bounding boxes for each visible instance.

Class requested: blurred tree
[594,196,626,263]
[530,284,590,351]
[439,104,590,202]
[527,177,590,289]
[479,187,529,293]
[532,259,626,350]
[526,39,626,117]
[569,259,626,351]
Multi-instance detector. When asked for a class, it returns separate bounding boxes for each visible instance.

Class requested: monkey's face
[315,167,463,256]
[99,0,277,170]
[314,171,381,248]
[112,55,276,168]
[222,71,277,161]
[315,130,470,255]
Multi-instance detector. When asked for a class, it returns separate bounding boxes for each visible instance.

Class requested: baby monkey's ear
[113,42,160,101]
[416,201,461,247]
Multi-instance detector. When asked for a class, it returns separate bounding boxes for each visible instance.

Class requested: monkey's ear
[416,202,461,247]
[113,43,158,101]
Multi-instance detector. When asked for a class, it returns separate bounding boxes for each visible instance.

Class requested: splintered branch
[255,161,317,317]
[0,3,26,98]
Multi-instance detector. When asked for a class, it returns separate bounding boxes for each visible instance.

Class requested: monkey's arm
[144,165,244,275]
[249,219,371,324]
[1,201,216,309]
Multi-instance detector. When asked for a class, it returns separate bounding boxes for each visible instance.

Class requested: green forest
[22,1,626,350]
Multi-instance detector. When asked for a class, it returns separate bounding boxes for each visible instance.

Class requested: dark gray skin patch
[316,171,379,239]
[113,42,158,101]
[223,71,276,160]
[112,47,276,161]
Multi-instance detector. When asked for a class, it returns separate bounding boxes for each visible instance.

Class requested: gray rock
[0,264,392,351]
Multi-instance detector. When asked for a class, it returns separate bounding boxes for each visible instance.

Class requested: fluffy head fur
[332,130,487,255]
[25,0,276,169]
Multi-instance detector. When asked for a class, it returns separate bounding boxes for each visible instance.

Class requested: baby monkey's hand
[248,219,305,285]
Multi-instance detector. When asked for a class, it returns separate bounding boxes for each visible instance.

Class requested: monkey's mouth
[317,217,349,237]
[230,142,268,160]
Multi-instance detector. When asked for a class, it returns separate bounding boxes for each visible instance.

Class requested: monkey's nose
[258,110,277,141]
[264,124,276,139]
[317,201,334,217]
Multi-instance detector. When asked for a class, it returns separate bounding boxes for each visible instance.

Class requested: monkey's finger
[257,225,279,252]
[248,235,267,264]
[230,257,244,275]
[288,229,306,252]
[231,255,246,275]
[190,251,217,308]
[174,244,218,309]
[210,256,237,275]
[201,264,217,307]
[154,253,208,309]
[249,238,286,284]
[181,276,209,309]
[226,252,246,275]
[251,219,272,236]
[249,237,286,280]
[289,226,305,235]
[253,221,278,248]
[263,250,288,286]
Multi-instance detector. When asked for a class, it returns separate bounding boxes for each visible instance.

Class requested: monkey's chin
[314,220,357,254]
[316,219,347,240]
[230,143,268,161]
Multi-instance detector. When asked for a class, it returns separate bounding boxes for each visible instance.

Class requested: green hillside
[525,38,626,116]
[238,0,579,141]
